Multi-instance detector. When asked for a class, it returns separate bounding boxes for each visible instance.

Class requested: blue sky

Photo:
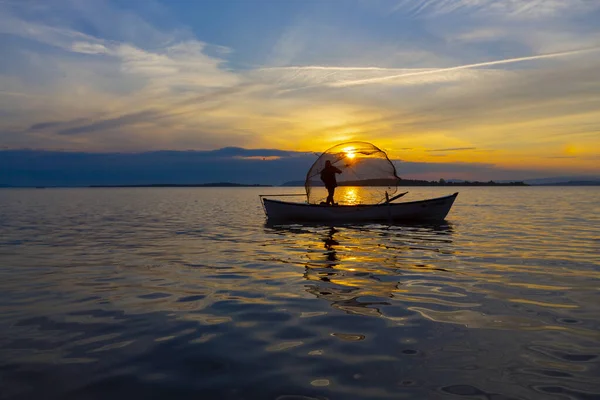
[1,0,599,182]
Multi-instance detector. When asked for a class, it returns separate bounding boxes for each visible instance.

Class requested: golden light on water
[310,186,388,205]
[341,187,359,205]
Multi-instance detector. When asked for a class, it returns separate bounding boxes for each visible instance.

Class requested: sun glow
[344,147,356,159]
[342,187,359,205]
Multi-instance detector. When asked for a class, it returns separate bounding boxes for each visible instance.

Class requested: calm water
[0,187,599,400]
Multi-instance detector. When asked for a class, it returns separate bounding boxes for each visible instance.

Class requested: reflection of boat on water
[262,192,458,223]
[260,142,458,223]
[303,227,392,317]
[265,222,455,317]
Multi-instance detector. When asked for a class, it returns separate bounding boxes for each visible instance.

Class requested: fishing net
[305,141,400,205]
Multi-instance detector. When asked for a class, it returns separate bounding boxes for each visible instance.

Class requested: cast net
[304,141,400,205]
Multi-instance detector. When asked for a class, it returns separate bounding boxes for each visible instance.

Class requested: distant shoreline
[87,183,273,188]
[1,181,599,188]
[0,182,600,189]
[0,183,273,188]
[282,179,600,187]
[281,179,535,187]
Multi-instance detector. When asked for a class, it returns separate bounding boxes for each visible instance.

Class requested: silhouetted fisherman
[320,160,342,205]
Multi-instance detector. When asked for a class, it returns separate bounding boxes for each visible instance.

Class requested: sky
[1,0,599,183]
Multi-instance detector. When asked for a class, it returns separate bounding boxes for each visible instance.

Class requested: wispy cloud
[255,65,510,90]
[427,147,476,152]
[233,155,282,161]
[392,0,599,19]
[546,156,577,159]
[29,119,87,131]
[56,111,159,136]
[329,47,600,87]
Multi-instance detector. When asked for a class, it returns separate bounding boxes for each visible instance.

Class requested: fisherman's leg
[326,187,334,205]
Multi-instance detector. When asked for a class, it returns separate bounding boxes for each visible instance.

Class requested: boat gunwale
[262,192,458,208]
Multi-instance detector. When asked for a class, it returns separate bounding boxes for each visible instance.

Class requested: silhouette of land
[3,179,600,189]
[535,181,600,186]
[281,178,529,187]
[88,183,273,188]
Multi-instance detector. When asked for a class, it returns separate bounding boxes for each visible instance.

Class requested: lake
[0,187,598,399]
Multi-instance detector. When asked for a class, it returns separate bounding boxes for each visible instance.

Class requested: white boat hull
[262,193,458,223]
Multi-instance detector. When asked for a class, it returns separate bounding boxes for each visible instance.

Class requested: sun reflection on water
[267,219,598,332]
[341,187,359,205]
[291,224,459,318]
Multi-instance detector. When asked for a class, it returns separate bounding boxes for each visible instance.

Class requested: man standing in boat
[320,160,342,206]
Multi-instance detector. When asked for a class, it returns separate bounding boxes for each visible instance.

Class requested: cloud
[451,28,507,42]
[56,110,159,135]
[255,65,509,90]
[328,47,600,87]
[29,121,74,131]
[114,41,239,87]
[0,7,119,56]
[0,2,247,150]
[392,0,599,19]
[0,148,317,186]
[2,148,595,187]
[71,42,110,55]
[234,156,282,161]
[545,156,577,159]
[427,147,476,152]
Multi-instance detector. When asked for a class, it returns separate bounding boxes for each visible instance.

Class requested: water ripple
[0,187,599,399]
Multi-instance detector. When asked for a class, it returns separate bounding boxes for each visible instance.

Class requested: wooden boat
[260,141,459,223]
[261,192,458,223]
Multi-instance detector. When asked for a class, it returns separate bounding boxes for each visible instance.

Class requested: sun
[344,146,356,159]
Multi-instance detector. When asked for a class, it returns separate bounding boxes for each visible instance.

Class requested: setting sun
[344,147,356,159]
